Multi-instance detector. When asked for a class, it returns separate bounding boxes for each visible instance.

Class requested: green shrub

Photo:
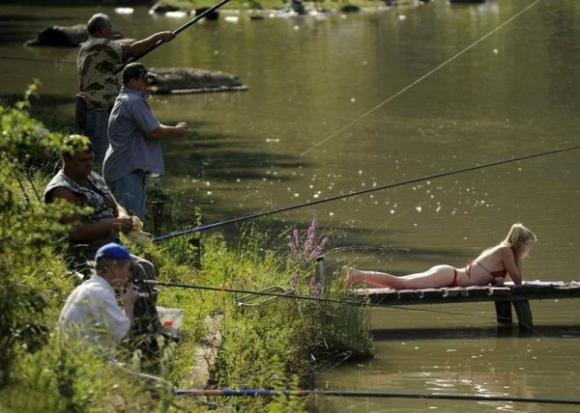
[0,85,76,387]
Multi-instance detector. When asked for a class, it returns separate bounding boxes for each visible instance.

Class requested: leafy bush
[0,85,76,387]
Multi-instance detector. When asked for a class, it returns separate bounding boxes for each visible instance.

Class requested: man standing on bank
[76,13,176,165]
[103,62,188,219]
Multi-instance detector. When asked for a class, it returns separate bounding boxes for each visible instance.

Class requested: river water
[1,0,579,411]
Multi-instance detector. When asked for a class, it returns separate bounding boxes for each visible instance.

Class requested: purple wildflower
[303,216,319,257]
[309,277,322,298]
[290,228,301,258]
[309,236,329,260]
[289,240,298,257]
[290,273,299,290]
[287,215,330,290]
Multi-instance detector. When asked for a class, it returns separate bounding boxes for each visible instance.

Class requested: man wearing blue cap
[59,243,136,351]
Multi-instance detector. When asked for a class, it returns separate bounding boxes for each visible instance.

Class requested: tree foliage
[0,84,76,387]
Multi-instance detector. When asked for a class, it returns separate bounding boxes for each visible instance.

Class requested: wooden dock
[351,281,580,331]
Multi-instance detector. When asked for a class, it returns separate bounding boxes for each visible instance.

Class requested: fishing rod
[3,0,233,71]
[118,0,234,72]
[141,279,368,307]
[153,144,580,243]
[137,279,474,316]
[173,388,580,405]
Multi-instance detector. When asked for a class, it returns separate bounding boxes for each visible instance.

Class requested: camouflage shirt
[44,169,120,253]
[77,37,129,110]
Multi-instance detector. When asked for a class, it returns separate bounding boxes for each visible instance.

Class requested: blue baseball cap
[95,242,131,261]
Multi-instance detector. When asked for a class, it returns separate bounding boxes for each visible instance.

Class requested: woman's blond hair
[502,223,537,251]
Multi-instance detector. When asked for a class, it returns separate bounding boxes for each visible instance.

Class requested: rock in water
[340,4,361,13]
[195,7,220,21]
[26,24,88,47]
[147,67,247,94]
[149,2,182,14]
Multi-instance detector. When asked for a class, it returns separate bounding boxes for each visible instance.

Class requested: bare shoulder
[497,245,514,258]
[49,187,82,206]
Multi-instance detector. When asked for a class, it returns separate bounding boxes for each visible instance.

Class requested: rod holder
[151,200,165,236]
[189,236,202,270]
[315,256,326,292]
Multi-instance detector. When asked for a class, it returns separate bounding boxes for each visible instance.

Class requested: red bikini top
[467,261,507,278]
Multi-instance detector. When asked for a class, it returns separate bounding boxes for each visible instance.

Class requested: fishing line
[153,0,547,240]
[299,0,543,156]
[514,319,580,369]
[368,198,437,238]
[323,245,409,256]
[118,0,234,72]
[2,0,234,72]
[24,170,43,204]
[7,163,33,210]
[146,277,580,364]
[173,388,580,405]
[139,279,476,317]
[113,353,580,406]
[153,143,580,242]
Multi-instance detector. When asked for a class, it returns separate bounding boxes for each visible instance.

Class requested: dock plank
[353,281,580,306]
[350,280,580,330]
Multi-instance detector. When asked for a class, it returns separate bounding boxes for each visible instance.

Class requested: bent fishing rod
[153,144,580,243]
[139,279,370,307]
[117,0,233,73]
[2,0,233,71]
[173,388,580,406]
[136,279,487,317]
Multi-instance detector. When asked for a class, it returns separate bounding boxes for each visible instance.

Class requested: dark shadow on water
[372,325,580,341]
[164,131,313,180]
[0,100,494,269]
[0,0,130,5]
[160,128,477,265]
[159,127,475,264]
[0,13,78,45]
[0,93,74,107]
[0,97,467,270]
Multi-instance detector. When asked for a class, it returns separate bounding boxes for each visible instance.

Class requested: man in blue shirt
[103,62,188,219]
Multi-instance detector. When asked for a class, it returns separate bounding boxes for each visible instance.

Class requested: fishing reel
[132,278,159,300]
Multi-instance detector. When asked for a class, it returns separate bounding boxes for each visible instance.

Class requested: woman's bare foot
[344,266,364,289]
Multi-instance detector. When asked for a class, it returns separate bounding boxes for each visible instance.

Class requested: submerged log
[450,0,486,3]
[147,67,247,94]
[25,25,128,48]
[288,0,308,15]
[26,24,88,47]
[195,7,220,21]
[149,2,182,14]
[341,4,361,13]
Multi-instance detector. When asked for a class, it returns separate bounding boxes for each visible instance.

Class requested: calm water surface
[1,0,579,411]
